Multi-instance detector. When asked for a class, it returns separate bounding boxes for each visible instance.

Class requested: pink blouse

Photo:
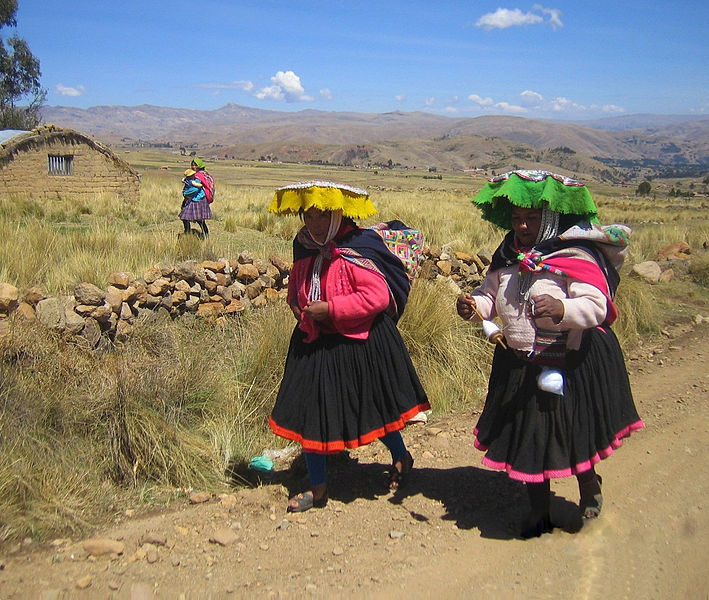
[288,252,392,343]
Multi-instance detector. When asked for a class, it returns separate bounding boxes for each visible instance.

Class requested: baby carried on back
[181,168,205,208]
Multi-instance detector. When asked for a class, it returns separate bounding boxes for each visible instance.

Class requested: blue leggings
[304,431,407,487]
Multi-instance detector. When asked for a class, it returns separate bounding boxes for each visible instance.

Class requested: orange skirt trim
[268,403,430,455]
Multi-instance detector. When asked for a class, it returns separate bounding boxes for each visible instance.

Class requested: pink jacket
[288,252,392,343]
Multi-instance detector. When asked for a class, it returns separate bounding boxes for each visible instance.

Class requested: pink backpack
[195,171,215,203]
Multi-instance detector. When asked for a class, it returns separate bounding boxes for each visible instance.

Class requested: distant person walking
[178,157,214,239]
[456,170,644,538]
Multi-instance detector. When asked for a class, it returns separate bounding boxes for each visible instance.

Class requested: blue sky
[11,1,709,119]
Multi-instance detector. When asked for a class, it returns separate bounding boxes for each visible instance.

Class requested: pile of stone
[0,252,291,346]
[0,244,504,348]
[5,240,700,348]
[419,245,493,294]
[630,241,694,284]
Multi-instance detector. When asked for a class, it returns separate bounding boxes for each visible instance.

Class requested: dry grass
[0,158,704,542]
[688,253,709,287]
[398,279,492,413]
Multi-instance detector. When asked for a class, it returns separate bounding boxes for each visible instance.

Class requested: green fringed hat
[269,180,377,219]
[473,170,598,230]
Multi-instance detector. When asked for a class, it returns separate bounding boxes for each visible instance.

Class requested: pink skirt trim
[474,420,645,483]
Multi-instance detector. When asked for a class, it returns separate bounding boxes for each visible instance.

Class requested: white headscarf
[518,205,560,301]
[307,210,343,303]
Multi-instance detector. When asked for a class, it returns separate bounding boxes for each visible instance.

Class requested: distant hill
[572,114,706,130]
[40,104,709,181]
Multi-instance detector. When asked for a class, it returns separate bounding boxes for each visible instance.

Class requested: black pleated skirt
[269,314,430,454]
[473,324,644,482]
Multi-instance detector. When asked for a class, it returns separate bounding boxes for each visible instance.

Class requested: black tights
[527,467,598,514]
[523,467,599,533]
[526,479,551,516]
[522,479,553,538]
[182,220,209,237]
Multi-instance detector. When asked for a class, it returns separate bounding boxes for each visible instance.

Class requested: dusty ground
[1,318,708,599]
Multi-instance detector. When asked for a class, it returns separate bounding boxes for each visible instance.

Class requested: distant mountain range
[40,103,709,181]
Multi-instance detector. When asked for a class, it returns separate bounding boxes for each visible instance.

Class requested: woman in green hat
[178,157,213,239]
[457,170,644,538]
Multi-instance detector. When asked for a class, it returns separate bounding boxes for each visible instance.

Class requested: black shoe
[579,474,603,520]
[521,513,554,539]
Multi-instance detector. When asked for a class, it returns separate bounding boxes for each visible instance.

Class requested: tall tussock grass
[689,254,709,286]
[0,162,704,542]
[0,300,301,541]
[612,274,661,349]
[0,278,493,541]
[399,279,491,412]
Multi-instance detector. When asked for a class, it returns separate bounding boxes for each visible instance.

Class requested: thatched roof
[0,124,138,176]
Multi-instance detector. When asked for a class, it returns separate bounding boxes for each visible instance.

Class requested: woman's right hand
[456,294,477,320]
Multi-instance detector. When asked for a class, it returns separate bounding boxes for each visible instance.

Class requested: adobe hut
[0,124,140,201]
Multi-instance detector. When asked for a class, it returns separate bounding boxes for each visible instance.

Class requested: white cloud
[593,104,625,114]
[320,88,333,100]
[520,90,544,106]
[395,94,406,102]
[424,97,436,107]
[56,84,85,97]
[533,4,563,28]
[196,71,316,103]
[550,96,586,112]
[476,8,542,30]
[476,6,562,30]
[444,106,459,113]
[256,70,312,103]
[494,101,527,113]
[465,88,623,117]
[466,94,526,113]
[255,85,284,101]
[468,93,495,107]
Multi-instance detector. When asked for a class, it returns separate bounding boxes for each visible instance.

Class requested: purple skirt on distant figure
[179,198,212,221]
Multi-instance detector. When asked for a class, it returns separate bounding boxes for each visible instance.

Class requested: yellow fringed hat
[268,180,377,219]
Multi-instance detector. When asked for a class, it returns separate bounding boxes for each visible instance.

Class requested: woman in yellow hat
[268,181,429,512]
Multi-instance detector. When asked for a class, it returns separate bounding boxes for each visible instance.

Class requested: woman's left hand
[304,301,330,322]
[530,294,564,324]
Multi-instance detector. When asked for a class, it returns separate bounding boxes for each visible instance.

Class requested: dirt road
[1,321,708,600]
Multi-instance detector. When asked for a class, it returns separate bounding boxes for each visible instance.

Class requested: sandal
[286,490,328,513]
[579,474,603,520]
[388,451,414,491]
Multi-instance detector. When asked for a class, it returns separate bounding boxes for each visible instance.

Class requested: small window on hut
[48,154,74,176]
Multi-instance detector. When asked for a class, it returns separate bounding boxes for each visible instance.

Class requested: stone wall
[0,247,492,348]
[0,240,700,348]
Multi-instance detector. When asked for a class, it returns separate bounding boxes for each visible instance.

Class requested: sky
[10,1,709,120]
